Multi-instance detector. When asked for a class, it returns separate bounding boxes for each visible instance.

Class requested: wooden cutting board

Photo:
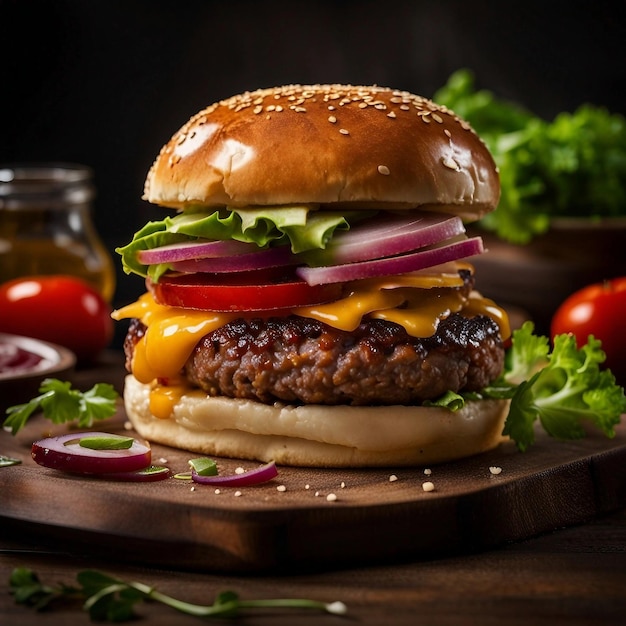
[2,411,625,574]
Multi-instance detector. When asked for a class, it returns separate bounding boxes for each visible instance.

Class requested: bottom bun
[123,375,510,467]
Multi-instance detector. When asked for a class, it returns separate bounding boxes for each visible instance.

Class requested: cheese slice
[113,266,510,417]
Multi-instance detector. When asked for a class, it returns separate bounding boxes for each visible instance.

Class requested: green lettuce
[428,322,625,452]
[116,205,367,280]
[434,69,626,243]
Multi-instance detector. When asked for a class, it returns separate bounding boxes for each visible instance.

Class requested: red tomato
[551,277,626,384]
[0,275,114,362]
[147,271,342,312]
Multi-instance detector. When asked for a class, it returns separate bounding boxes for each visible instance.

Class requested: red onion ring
[169,245,294,273]
[138,239,255,265]
[191,460,278,487]
[296,237,485,285]
[31,432,152,475]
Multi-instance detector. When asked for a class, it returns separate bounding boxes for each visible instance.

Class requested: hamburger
[113,83,511,467]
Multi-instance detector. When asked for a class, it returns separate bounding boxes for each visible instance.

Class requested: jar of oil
[0,163,115,302]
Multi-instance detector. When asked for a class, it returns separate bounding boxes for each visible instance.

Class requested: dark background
[2,0,625,311]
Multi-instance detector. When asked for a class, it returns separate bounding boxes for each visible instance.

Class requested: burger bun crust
[144,84,500,221]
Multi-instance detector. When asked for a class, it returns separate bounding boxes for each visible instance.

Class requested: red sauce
[0,342,44,374]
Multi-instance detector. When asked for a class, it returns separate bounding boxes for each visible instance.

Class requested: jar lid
[0,163,95,209]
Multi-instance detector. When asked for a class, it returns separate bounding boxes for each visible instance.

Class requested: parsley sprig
[9,567,347,621]
[3,378,119,435]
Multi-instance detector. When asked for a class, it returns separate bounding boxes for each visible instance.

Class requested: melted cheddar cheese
[112,265,510,419]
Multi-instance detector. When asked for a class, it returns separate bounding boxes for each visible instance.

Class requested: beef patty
[123,311,505,407]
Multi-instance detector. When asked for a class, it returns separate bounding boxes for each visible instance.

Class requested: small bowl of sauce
[0,333,76,412]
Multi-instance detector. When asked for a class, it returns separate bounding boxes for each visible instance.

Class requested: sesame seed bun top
[144,84,500,221]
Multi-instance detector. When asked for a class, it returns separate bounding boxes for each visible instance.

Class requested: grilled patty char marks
[123,312,505,407]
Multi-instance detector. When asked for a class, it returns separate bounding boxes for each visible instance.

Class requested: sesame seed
[444,129,452,138]
[389,474,398,482]
[340,482,346,489]
[400,104,410,110]
[234,490,242,497]
[489,466,503,475]
[253,105,263,114]
[424,468,432,475]
[422,481,435,492]
[387,111,397,118]
[443,156,460,170]
[339,128,350,135]
[328,115,337,123]
[328,105,336,110]
[235,467,245,475]
[214,489,221,495]
[277,484,287,492]
[378,165,391,175]
[326,493,338,502]
[315,491,321,497]
[304,484,310,490]
[432,113,444,124]
[190,486,195,492]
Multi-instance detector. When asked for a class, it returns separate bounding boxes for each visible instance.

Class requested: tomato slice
[147,270,343,312]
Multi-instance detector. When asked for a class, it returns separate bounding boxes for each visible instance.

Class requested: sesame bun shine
[144,84,500,220]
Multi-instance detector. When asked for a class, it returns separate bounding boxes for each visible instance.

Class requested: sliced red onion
[191,460,278,487]
[303,212,466,266]
[169,245,295,273]
[296,237,484,286]
[31,432,152,475]
[138,239,255,265]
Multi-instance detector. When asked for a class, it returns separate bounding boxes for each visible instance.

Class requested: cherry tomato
[551,277,626,384]
[0,275,114,362]
[147,271,342,312]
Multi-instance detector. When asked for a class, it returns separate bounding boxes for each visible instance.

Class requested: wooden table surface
[2,351,626,626]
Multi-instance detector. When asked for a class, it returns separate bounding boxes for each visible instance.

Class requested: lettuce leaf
[116,205,365,279]
[479,322,624,451]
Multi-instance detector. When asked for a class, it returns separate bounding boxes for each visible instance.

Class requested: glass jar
[0,163,115,302]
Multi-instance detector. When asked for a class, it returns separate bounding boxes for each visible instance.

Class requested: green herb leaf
[9,568,346,621]
[3,378,119,435]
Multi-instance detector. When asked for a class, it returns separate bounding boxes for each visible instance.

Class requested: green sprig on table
[9,567,347,621]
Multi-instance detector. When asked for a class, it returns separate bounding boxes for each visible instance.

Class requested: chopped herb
[188,457,218,476]
[0,454,22,468]
[78,435,134,450]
